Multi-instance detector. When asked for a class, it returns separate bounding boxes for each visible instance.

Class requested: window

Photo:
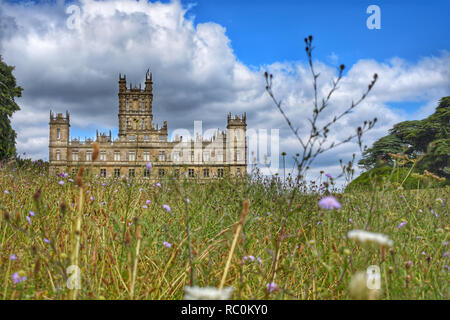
[159,135,165,142]
[129,135,135,142]
[142,100,145,111]
[173,151,181,162]
[144,168,150,177]
[203,168,209,178]
[100,151,106,161]
[158,169,165,177]
[126,99,129,111]
[72,168,77,175]
[216,150,223,162]
[57,128,61,140]
[129,169,135,177]
[174,168,180,177]
[236,150,241,161]
[217,168,224,178]
[203,151,210,162]
[72,151,79,161]
[114,169,121,177]
[126,118,130,128]
[129,151,135,162]
[114,151,121,161]
[86,151,92,161]
[236,168,241,175]
[188,168,195,178]
[158,151,165,161]
[141,119,145,130]
[144,135,150,142]
[190,151,194,162]
[56,150,61,161]
[143,151,150,161]
[100,168,106,177]
[235,130,241,141]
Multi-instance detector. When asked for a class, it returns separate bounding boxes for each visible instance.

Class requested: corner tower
[49,111,70,169]
[226,113,247,167]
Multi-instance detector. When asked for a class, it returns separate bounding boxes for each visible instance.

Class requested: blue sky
[183,0,449,70]
[2,0,449,177]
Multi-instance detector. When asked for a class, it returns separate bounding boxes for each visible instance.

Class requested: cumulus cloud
[1,0,449,181]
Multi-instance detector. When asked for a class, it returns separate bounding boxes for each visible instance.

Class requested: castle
[49,71,247,179]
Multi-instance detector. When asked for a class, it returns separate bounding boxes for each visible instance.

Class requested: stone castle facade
[49,71,247,179]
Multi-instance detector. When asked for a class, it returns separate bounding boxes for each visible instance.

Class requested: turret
[49,110,70,165]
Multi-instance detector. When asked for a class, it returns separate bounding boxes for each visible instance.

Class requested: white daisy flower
[347,230,393,247]
[184,286,233,300]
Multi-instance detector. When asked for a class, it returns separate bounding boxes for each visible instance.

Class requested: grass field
[0,164,448,300]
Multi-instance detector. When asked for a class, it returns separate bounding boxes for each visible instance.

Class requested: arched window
[56,150,61,161]
[57,128,61,140]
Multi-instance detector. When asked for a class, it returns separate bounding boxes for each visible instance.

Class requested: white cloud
[1,0,448,181]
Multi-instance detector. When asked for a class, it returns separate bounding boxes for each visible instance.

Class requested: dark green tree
[0,55,22,160]
[358,96,450,179]
[358,134,405,170]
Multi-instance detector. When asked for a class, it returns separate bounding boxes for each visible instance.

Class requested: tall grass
[0,163,448,300]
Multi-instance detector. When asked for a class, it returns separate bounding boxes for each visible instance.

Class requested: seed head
[92,142,100,161]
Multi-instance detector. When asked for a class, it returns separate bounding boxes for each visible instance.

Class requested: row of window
[56,150,243,162]
[71,167,235,178]
[127,135,165,142]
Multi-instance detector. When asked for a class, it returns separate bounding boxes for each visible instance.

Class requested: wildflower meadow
[0,161,448,300]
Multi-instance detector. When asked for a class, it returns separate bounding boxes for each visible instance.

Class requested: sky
[1,0,449,180]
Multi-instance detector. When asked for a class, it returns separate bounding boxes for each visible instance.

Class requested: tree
[358,96,450,179]
[0,55,22,161]
[358,134,405,170]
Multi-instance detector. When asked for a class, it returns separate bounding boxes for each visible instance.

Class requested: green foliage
[0,55,23,161]
[358,135,404,170]
[358,97,450,179]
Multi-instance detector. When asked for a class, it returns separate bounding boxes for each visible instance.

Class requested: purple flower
[349,218,353,223]
[243,255,255,262]
[267,212,271,216]
[266,282,277,293]
[162,204,171,213]
[10,254,17,261]
[318,196,341,210]
[68,178,74,182]
[145,161,152,171]
[146,200,151,205]
[398,221,407,229]
[155,182,161,188]
[44,238,50,244]
[142,205,148,209]
[29,211,35,217]
[11,272,27,284]
[26,216,31,225]
[257,257,263,265]
[4,190,9,194]
[58,180,64,186]
[163,241,171,248]
[443,251,449,258]
[186,198,190,204]
[325,173,332,178]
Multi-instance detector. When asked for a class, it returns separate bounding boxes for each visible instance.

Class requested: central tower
[118,70,154,138]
